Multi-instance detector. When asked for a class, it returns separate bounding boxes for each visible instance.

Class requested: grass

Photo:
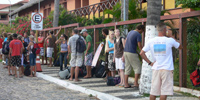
[175,91,199,98]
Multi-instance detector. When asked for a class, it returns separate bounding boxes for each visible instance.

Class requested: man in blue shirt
[124,25,145,88]
[24,33,30,44]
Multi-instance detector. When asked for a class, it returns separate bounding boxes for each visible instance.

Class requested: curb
[36,72,123,100]
[128,77,200,98]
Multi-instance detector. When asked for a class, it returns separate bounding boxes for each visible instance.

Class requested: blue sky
[1,0,22,4]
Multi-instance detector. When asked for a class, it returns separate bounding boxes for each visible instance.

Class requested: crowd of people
[0,22,182,100]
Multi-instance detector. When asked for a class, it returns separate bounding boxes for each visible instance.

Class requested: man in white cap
[80,29,94,78]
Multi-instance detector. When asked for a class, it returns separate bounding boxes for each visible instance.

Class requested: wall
[0,5,22,12]
[67,0,75,11]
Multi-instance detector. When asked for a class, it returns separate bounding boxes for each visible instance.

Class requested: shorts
[84,52,93,66]
[124,52,141,75]
[0,48,2,55]
[47,47,54,58]
[40,47,44,56]
[4,55,11,66]
[29,53,36,66]
[150,69,174,96]
[11,56,21,67]
[108,53,115,71]
[70,54,83,67]
[115,57,124,70]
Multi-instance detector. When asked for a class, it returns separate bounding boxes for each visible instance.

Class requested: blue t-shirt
[24,37,30,44]
[108,40,114,54]
[124,30,141,53]
[4,37,7,42]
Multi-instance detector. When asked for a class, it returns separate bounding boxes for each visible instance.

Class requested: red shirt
[38,37,44,47]
[0,38,3,48]
[9,39,23,56]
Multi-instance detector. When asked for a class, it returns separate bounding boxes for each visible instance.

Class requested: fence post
[179,16,187,87]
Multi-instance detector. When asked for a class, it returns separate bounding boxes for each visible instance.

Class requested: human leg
[59,53,64,71]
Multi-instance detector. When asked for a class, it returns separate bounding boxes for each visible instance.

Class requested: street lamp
[8,0,11,27]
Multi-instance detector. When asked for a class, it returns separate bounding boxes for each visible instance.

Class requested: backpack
[190,66,200,87]
[107,76,121,86]
[32,42,41,55]
[95,60,106,78]
[76,36,86,53]
[59,69,70,79]
[2,42,9,54]
[24,64,31,76]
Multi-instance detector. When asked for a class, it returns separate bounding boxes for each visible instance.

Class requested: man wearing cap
[80,29,94,78]
[9,33,24,78]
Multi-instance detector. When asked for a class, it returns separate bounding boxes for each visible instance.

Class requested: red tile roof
[0,4,11,10]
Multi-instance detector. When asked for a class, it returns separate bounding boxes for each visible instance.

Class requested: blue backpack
[76,36,86,53]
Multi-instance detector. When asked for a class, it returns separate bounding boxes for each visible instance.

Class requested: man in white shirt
[140,22,182,100]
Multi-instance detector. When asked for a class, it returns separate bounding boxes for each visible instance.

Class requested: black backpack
[2,42,9,54]
[76,36,86,53]
[24,64,31,76]
[95,60,106,78]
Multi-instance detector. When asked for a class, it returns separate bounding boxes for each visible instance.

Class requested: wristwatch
[148,62,152,65]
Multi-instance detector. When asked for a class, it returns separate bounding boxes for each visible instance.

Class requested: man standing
[38,32,45,64]
[45,31,56,67]
[9,33,23,78]
[80,29,94,78]
[140,22,182,100]
[45,26,62,66]
[24,32,30,44]
[124,25,144,88]
[68,28,85,82]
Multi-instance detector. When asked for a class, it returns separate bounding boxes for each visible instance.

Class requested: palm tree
[53,0,60,27]
[139,0,162,94]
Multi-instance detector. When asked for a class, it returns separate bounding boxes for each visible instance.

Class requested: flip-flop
[124,86,132,88]
[131,85,139,89]
[19,76,23,78]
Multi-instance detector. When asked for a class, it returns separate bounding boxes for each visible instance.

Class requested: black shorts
[11,56,21,67]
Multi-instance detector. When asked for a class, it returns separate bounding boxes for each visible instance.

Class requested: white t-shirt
[142,36,180,70]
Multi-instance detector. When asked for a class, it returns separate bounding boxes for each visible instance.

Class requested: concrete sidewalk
[38,65,199,100]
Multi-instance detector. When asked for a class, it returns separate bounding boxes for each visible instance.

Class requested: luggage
[107,76,121,86]
[190,66,200,87]
[59,69,70,79]
[95,60,106,78]
[78,66,87,77]
[24,64,31,76]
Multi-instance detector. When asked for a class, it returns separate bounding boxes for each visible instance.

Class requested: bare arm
[68,45,71,54]
[27,42,32,50]
[140,50,154,66]
[122,38,125,48]
[106,40,114,52]
[55,26,62,37]
[138,42,142,51]
[44,36,50,43]
[55,38,62,44]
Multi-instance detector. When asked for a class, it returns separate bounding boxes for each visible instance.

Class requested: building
[0,0,29,24]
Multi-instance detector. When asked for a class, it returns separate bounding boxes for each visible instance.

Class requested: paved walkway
[40,65,200,100]
[0,64,97,100]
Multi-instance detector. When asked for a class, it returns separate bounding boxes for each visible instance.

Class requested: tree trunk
[139,0,162,94]
[121,0,129,36]
[53,0,60,27]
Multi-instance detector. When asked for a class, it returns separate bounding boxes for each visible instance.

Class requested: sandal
[124,85,132,88]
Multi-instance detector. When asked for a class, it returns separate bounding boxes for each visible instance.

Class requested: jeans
[60,52,68,71]
[29,53,36,66]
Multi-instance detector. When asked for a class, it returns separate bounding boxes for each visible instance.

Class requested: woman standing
[106,29,116,77]
[114,29,125,87]
[55,34,68,71]
[27,35,36,77]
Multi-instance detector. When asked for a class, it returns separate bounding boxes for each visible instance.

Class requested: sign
[31,13,43,30]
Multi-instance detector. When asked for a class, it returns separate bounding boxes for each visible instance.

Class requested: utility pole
[121,0,128,36]
[8,0,11,27]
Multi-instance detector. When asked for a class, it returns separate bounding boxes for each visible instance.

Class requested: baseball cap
[80,28,87,34]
